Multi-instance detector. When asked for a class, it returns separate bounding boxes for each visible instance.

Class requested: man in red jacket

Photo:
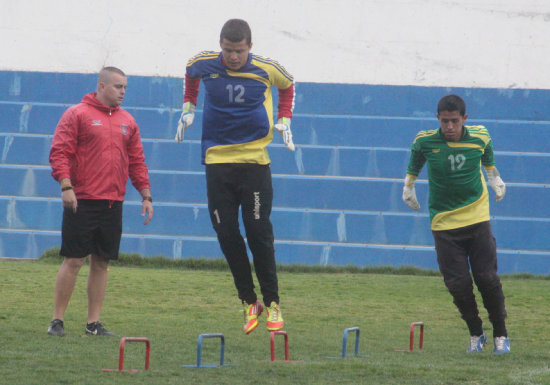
[47,67,153,337]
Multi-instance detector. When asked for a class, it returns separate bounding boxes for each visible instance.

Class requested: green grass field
[2,258,550,385]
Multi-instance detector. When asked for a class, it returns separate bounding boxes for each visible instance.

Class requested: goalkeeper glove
[174,102,195,143]
[274,117,295,151]
[485,167,506,202]
[402,174,420,210]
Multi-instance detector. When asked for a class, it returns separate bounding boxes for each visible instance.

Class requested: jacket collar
[82,92,120,114]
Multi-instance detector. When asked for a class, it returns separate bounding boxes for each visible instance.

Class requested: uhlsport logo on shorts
[253,192,261,219]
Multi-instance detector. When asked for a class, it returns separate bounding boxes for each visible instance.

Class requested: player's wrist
[404,174,417,187]
[182,101,196,114]
[277,117,291,127]
[485,167,499,179]
[60,179,73,191]
[60,178,72,190]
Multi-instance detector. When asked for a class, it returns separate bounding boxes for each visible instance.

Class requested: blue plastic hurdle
[182,333,228,368]
[328,327,369,358]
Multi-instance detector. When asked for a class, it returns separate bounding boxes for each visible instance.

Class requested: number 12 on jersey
[226,84,245,103]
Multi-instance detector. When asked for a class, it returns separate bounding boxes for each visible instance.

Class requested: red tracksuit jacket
[49,93,150,201]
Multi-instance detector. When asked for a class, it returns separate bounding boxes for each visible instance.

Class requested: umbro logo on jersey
[209,73,220,78]
[91,120,102,126]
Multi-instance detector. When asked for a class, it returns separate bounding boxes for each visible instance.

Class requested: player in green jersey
[402,94,510,354]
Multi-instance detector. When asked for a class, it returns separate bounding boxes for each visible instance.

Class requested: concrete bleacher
[1,70,549,273]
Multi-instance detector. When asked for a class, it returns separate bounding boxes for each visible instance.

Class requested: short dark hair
[437,94,466,116]
[98,66,126,85]
[220,19,251,45]
[101,66,125,77]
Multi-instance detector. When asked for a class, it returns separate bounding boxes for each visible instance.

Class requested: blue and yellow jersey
[185,51,294,165]
[406,125,496,230]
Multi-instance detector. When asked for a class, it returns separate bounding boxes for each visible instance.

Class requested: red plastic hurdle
[395,322,425,352]
[102,337,151,372]
[270,331,289,361]
[409,322,424,351]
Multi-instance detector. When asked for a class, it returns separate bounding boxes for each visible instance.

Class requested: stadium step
[1,71,550,273]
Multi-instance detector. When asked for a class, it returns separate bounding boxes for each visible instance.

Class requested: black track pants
[206,163,279,306]
[433,221,507,337]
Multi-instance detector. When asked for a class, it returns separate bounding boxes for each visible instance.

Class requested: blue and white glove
[174,102,195,143]
[402,174,420,210]
[485,167,506,202]
[274,117,295,151]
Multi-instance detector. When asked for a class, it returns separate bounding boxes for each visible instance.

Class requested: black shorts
[60,199,123,260]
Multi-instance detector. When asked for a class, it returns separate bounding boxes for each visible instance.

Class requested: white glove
[485,167,506,202]
[402,174,420,210]
[174,102,195,143]
[274,117,295,151]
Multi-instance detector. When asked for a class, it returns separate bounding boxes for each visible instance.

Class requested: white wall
[2,0,550,89]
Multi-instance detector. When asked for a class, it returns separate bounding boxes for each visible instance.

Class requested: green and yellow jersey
[406,125,496,231]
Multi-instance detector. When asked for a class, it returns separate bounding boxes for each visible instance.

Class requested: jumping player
[174,19,295,334]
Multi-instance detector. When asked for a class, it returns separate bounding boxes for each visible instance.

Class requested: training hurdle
[270,330,303,363]
[102,337,150,373]
[270,331,289,361]
[182,333,228,368]
[328,327,369,358]
[396,322,425,352]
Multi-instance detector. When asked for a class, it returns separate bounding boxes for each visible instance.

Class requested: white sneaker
[467,332,487,353]
[493,336,510,354]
